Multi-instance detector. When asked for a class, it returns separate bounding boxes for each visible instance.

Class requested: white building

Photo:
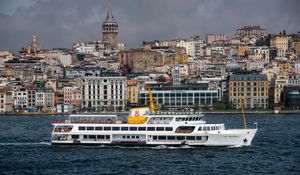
[295,62,300,74]
[246,60,266,71]
[176,38,204,58]
[59,54,72,67]
[15,89,28,109]
[249,46,269,62]
[81,73,127,111]
[35,88,55,111]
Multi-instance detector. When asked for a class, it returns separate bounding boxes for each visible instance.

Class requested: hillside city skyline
[0,0,300,114]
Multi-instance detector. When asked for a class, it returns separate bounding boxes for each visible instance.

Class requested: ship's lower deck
[51,128,257,147]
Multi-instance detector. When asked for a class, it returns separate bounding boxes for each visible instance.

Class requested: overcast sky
[0,0,299,53]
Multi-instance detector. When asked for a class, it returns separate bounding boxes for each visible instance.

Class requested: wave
[0,142,51,146]
[94,145,196,149]
[227,144,243,148]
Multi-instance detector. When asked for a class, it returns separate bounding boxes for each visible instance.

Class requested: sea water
[0,114,299,175]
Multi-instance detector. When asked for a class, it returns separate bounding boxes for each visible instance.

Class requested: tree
[160,104,166,111]
[193,103,200,111]
[214,102,226,110]
[225,102,235,110]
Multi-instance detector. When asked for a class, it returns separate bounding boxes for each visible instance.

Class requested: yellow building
[127,80,140,106]
[228,74,269,109]
[274,74,289,104]
[238,45,248,57]
[293,41,300,55]
[270,35,290,51]
[278,61,292,73]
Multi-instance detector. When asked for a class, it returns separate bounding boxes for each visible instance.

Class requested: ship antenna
[240,96,247,129]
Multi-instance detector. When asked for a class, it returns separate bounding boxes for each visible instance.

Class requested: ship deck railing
[52,119,128,124]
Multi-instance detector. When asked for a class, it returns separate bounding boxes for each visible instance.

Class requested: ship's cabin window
[105,135,110,139]
[158,136,166,140]
[83,135,88,139]
[196,136,202,140]
[104,127,111,131]
[130,127,137,131]
[203,126,211,131]
[186,136,195,140]
[177,136,185,140]
[153,136,157,140]
[156,127,164,131]
[138,127,146,131]
[121,127,129,131]
[175,126,195,133]
[132,136,135,139]
[87,127,94,131]
[97,135,105,139]
[72,135,79,139]
[95,127,103,131]
[112,127,120,131]
[165,127,173,131]
[136,136,139,139]
[89,135,96,139]
[167,136,175,140]
[147,127,155,131]
[79,126,86,131]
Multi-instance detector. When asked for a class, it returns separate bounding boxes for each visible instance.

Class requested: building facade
[81,73,127,111]
[281,85,300,110]
[270,35,290,52]
[235,25,265,39]
[228,74,269,109]
[0,88,13,113]
[274,74,289,104]
[139,85,220,110]
[63,86,81,110]
[206,34,229,44]
[118,49,164,73]
[35,88,55,112]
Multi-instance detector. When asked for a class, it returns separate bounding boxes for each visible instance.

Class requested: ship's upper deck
[52,111,205,125]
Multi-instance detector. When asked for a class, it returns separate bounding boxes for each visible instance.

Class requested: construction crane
[145,84,156,112]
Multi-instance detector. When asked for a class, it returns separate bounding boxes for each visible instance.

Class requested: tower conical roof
[104,8,115,23]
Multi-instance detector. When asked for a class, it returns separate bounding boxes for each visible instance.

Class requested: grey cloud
[0,0,299,53]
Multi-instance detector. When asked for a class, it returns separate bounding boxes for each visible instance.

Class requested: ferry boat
[51,107,258,147]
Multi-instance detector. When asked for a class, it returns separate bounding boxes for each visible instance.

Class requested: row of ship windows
[72,135,110,139]
[198,126,222,131]
[78,126,173,132]
[151,135,207,141]
[175,117,203,121]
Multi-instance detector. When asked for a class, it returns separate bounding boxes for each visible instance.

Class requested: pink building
[63,86,81,109]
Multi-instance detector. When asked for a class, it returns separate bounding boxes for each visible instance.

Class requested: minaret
[102,5,118,49]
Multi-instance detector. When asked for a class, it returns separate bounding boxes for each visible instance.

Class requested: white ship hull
[51,109,257,147]
[51,124,257,147]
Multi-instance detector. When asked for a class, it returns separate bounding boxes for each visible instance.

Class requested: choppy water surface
[0,114,299,175]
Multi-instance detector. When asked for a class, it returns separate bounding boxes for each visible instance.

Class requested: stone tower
[102,7,118,49]
[27,36,41,55]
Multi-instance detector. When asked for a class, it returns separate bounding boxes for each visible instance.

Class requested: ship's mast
[240,96,247,129]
